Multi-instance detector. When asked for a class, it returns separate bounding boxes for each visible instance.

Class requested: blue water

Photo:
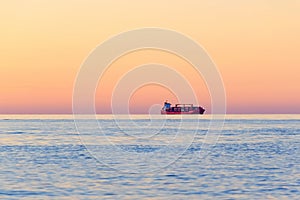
[0,115,299,199]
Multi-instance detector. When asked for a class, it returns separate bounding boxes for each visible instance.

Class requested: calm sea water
[0,115,299,199]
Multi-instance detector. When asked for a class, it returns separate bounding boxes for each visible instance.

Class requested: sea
[0,114,299,199]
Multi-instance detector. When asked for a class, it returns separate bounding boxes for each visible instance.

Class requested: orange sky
[1,1,300,114]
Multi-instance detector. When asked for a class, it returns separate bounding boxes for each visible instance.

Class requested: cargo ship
[161,101,205,115]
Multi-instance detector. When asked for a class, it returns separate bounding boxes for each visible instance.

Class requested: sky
[1,0,300,114]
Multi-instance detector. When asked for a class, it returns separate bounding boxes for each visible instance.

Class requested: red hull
[161,110,204,115]
[161,107,205,115]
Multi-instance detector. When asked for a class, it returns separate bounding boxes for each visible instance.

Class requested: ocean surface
[0,115,299,199]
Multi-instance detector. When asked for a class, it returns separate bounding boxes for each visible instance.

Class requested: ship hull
[161,109,205,115]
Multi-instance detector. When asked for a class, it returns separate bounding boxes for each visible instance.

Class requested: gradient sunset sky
[1,0,299,114]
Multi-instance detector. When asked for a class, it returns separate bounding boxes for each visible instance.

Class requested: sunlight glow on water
[0,115,299,199]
